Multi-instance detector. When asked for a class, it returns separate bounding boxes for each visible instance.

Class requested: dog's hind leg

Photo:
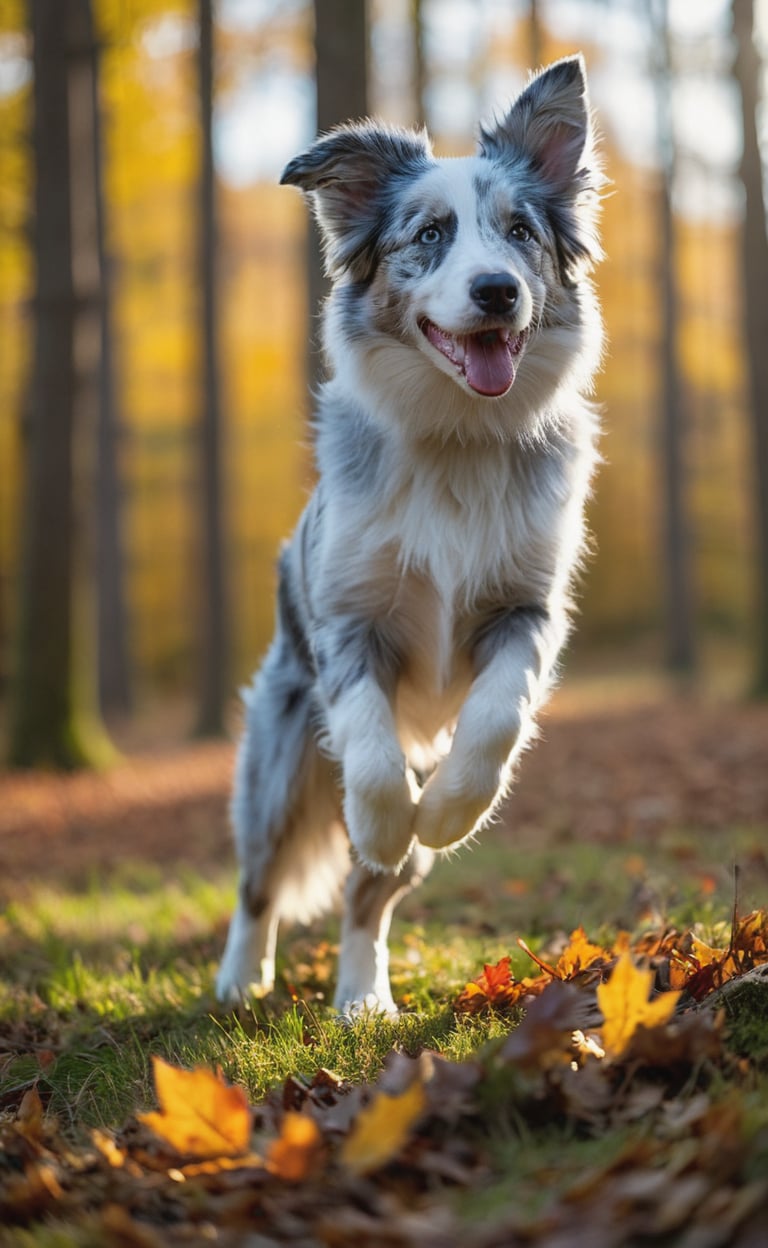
[216,630,348,1004]
[334,843,434,1016]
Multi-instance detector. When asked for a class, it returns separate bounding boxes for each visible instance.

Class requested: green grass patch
[2,818,765,1130]
[2,818,767,1244]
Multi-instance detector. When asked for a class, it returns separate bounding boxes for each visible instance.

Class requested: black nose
[470,272,519,315]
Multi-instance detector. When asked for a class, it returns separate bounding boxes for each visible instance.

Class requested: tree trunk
[307,0,369,392]
[9,0,113,768]
[411,0,427,130]
[529,0,543,67]
[195,0,229,736]
[93,13,132,715]
[733,0,768,695]
[653,0,696,675]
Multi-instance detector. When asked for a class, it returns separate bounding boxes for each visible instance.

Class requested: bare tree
[529,0,544,67]
[733,0,768,694]
[93,17,132,715]
[195,0,229,736]
[306,0,369,391]
[411,0,427,129]
[10,0,112,767]
[651,0,696,675]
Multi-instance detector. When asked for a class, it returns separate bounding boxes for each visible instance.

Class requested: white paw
[341,739,417,871]
[412,766,497,850]
[344,777,416,872]
[216,907,276,1004]
[215,954,276,1005]
[334,990,399,1020]
[335,931,398,1017]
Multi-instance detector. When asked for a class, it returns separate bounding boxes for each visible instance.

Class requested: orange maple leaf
[454,956,535,1013]
[138,1057,252,1161]
[598,951,681,1059]
[266,1112,323,1182]
[340,1080,425,1174]
[555,926,609,978]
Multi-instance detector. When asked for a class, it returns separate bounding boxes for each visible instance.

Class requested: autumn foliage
[2,913,768,1244]
[454,912,768,1019]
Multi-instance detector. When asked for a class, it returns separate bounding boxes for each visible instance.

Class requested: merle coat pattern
[217,56,604,1015]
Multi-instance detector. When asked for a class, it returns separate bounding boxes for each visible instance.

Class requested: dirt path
[1,693,767,900]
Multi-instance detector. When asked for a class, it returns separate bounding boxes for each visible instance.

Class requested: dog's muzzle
[419,318,529,398]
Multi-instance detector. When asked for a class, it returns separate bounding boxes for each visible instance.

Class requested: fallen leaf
[265,1111,323,1182]
[454,955,540,1014]
[555,927,610,978]
[500,980,588,1070]
[138,1058,252,1161]
[340,1080,426,1175]
[598,951,681,1059]
[16,1086,45,1141]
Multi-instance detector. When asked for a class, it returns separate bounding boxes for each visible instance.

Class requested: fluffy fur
[217,55,604,1015]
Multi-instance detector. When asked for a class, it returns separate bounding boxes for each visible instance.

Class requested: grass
[2,815,767,1243]
[2,818,765,1123]
[0,863,518,1132]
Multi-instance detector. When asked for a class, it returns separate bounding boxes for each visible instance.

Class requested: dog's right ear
[281,122,432,279]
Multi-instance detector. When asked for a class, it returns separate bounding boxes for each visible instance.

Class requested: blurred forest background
[1,0,767,768]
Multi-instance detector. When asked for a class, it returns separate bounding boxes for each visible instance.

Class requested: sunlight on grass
[1,813,761,1134]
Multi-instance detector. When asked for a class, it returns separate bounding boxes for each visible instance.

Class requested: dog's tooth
[454,337,465,365]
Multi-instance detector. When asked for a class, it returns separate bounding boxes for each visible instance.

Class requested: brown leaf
[500,980,588,1070]
[16,1086,45,1141]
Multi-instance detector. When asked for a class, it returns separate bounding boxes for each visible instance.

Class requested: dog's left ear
[479,55,595,194]
[281,122,432,279]
[481,56,603,281]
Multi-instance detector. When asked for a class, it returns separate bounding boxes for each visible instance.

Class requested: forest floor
[3,685,768,900]
[2,683,768,1246]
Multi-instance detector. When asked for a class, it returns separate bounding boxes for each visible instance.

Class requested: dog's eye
[509,220,534,243]
[418,224,442,245]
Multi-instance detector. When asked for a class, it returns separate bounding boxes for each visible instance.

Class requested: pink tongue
[464,334,515,397]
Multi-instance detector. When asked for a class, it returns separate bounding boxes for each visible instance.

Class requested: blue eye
[418,224,442,245]
[509,220,534,243]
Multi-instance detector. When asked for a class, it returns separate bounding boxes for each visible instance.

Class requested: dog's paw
[345,784,416,870]
[215,945,275,1005]
[343,744,417,871]
[334,991,399,1020]
[412,765,497,850]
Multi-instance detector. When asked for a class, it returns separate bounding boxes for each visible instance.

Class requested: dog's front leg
[315,620,415,872]
[412,606,564,851]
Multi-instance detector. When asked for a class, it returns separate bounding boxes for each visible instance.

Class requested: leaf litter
[2,911,768,1245]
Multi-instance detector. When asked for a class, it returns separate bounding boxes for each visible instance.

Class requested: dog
[217,55,604,1015]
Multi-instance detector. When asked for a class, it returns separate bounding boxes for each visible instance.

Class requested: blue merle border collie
[217,56,604,1015]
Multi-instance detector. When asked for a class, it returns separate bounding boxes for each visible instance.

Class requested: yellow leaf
[556,926,608,978]
[598,951,681,1059]
[266,1112,323,1182]
[138,1058,251,1161]
[341,1081,426,1175]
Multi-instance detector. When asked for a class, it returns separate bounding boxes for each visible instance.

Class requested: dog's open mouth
[419,320,528,397]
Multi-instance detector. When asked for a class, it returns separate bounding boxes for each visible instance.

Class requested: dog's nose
[470,272,519,315]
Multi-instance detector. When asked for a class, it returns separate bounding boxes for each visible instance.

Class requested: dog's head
[282,56,603,432]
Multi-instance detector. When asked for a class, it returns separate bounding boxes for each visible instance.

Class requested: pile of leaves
[2,915,768,1247]
[453,908,768,1014]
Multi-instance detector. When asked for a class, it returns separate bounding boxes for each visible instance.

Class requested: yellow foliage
[341,1080,426,1175]
[598,951,681,1060]
[138,1057,252,1160]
